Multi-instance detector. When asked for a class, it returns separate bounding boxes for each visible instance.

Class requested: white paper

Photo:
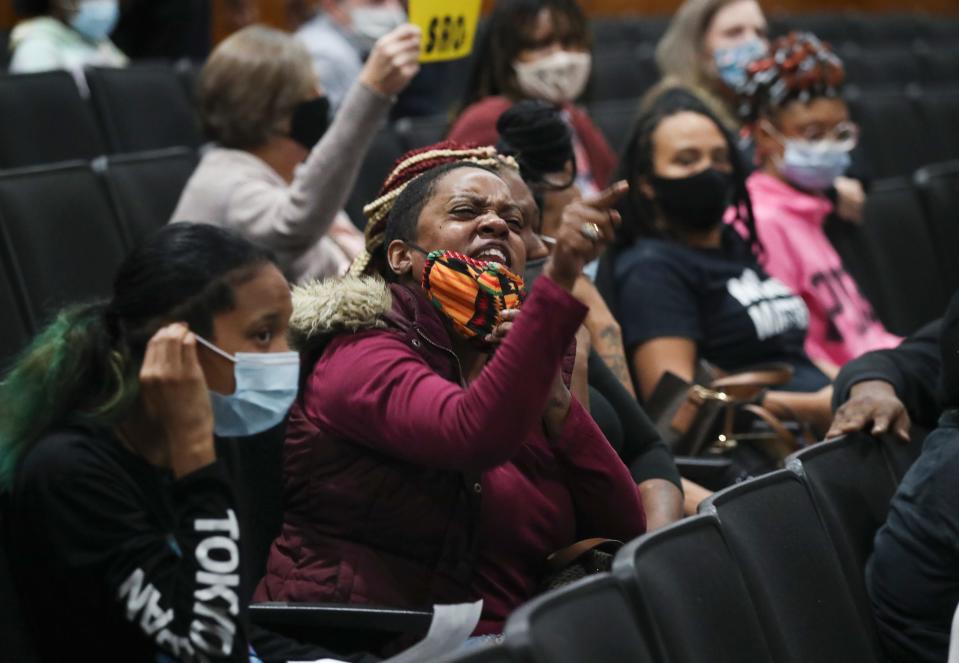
[382,600,483,663]
[948,599,959,663]
[289,600,483,663]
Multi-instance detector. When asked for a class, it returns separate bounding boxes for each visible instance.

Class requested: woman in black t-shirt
[0,224,369,662]
[610,87,832,431]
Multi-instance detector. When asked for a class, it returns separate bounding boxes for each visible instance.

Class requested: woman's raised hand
[543,180,628,291]
[139,323,215,477]
[360,24,422,98]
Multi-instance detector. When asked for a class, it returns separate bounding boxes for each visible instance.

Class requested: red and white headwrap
[737,31,846,123]
[349,141,517,276]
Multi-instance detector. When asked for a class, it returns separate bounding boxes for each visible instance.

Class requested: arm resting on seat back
[832,319,942,430]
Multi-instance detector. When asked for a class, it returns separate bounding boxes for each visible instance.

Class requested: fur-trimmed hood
[288,275,393,351]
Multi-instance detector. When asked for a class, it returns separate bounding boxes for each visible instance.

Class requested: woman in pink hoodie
[736,32,901,370]
[255,144,644,635]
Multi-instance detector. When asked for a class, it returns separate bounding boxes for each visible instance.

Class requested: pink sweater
[737,172,901,366]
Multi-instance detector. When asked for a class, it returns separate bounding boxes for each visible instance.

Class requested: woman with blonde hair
[655,0,768,129]
[172,22,421,282]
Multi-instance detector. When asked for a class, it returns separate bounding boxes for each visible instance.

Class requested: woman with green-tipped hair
[0,224,367,662]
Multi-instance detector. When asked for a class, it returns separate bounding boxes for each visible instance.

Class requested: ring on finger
[579,222,601,242]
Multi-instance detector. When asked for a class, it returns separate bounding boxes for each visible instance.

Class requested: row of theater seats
[0,148,198,369]
[0,82,954,373]
[0,67,199,169]
[0,393,920,660]
[0,61,955,340]
[589,44,959,102]
[590,12,959,52]
[586,86,959,180]
[2,52,956,185]
[825,160,959,336]
[437,432,917,663]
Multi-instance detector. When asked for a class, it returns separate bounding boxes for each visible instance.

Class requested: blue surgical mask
[713,39,767,91]
[780,139,852,192]
[69,0,119,42]
[196,336,300,438]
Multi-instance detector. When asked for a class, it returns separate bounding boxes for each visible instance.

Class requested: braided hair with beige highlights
[736,31,846,124]
[350,141,518,276]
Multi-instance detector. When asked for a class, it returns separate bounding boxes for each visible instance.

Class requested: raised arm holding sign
[408,0,482,62]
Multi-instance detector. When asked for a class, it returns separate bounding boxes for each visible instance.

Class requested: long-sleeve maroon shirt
[256,276,645,633]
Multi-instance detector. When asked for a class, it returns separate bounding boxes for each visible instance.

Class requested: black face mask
[523,256,548,291]
[289,96,330,151]
[650,167,734,232]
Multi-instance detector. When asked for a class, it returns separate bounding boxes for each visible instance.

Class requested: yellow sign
[408,0,482,63]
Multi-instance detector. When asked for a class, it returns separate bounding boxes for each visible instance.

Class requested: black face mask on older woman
[650,167,734,232]
[289,96,331,151]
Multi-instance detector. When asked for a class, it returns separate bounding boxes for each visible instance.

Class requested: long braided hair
[350,141,517,277]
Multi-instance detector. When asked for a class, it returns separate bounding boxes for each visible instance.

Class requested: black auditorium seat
[880,433,926,482]
[822,214,887,329]
[703,469,886,663]
[860,177,948,335]
[624,16,670,45]
[590,17,630,53]
[854,12,925,46]
[589,98,640,149]
[846,88,931,179]
[174,58,200,103]
[922,16,959,45]
[587,48,659,102]
[0,244,33,373]
[394,114,448,152]
[0,71,105,169]
[236,424,432,656]
[770,13,852,45]
[786,434,899,627]
[85,65,202,154]
[839,45,921,89]
[504,574,655,663]
[102,147,198,248]
[0,495,38,663]
[915,160,959,295]
[0,162,127,324]
[914,88,959,166]
[918,46,959,86]
[0,31,9,70]
[613,514,775,663]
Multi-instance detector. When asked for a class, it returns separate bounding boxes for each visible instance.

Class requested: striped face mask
[415,247,526,347]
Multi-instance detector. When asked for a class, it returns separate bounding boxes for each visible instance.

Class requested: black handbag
[645,364,815,487]
[540,538,622,591]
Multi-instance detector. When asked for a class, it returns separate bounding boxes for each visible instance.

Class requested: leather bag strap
[546,538,623,572]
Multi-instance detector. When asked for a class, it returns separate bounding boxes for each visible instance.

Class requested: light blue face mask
[780,139,852,192]
[196,336,300,438]
[713,39,767,91]
[70,0,120,42]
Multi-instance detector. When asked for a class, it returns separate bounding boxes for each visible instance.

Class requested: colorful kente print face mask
[418,248,526,348]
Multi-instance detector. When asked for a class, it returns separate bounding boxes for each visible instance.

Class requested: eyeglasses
[762,120,859,151]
